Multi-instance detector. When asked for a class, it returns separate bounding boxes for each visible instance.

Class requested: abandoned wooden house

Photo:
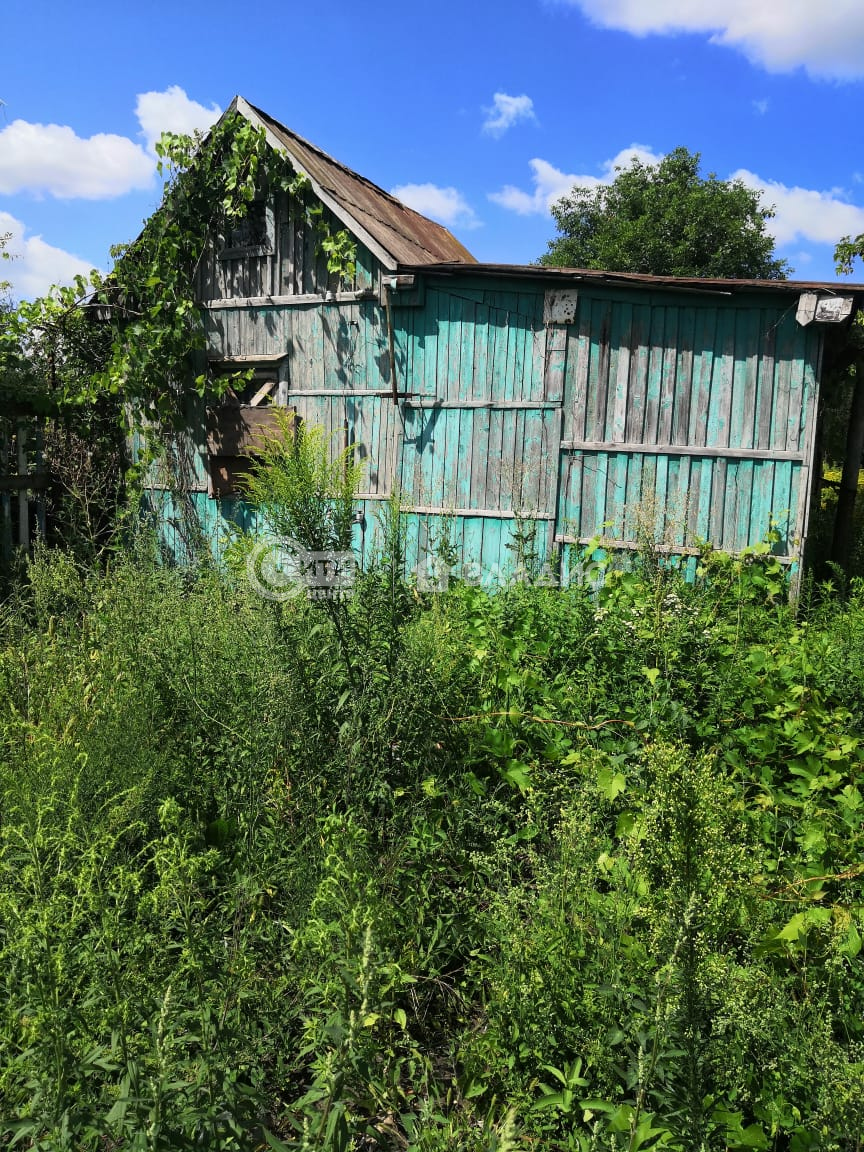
[145,96,864,583]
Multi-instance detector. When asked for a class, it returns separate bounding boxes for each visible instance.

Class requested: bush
[0,532,862,1150]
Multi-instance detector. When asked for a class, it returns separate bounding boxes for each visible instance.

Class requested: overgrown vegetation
[1,497,862,1149]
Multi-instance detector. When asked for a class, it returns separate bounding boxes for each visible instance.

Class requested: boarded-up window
[220,198,274,259]
[205,404,296,497]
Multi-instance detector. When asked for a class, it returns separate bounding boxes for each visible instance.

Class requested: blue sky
[4,0,864,297]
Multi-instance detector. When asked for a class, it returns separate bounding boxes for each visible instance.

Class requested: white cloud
[482,92,536,138]
[489,146,864,254]
[135,86,221,154]
[753,98,769,115]
[0,211,98,299]
[0,87,222,201]
[391,182,481,228]
[489,145,663,216]
[732,170,864,246]
[0,120,153,199]
[567,0,864,79]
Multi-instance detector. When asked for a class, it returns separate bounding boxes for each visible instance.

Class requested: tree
[540,147,790,280]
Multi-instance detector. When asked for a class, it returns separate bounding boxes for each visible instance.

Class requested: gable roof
[228,96,476,271]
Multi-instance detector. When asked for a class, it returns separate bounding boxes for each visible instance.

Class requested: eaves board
[232,97,397,272]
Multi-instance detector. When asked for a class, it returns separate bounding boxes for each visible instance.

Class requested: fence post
[17,418,29,551]
[0,423,10,565]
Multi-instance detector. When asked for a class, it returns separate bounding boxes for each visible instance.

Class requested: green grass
[0,542,862,1151]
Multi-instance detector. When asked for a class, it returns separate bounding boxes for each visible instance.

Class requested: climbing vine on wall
[100,111,357,431]
[1,110,357,437]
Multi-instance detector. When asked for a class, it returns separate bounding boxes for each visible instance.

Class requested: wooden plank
[713,307,737,449]
[756,317,776,452]
[752,458,776,546]
[430,406,449,508]
[284,198,296,293]
[642,306,665,446]
[592,451,609,537]
[208,352,286,365]
[722,460,740,551]
[788,465,803,558]
[551,533,796,561]
[673,456,690,547]
[441,291,462,402]
[695,458,713,543]
[671,306,695,444]
[206,406,292,455]
[738,309,759,451]
[591,299,612,443]
[793,330,823,563]
[785,324,808,452]
[16,420,29,551]
[530,300,548,403]
[511,293,530,401]
[521,292,542,401]
[471,297,489,402]
[348,503,556,519]
[559,439,804,461]
[623,451,643,541]
[407,398,560,410]
[706,456,725,547]
[485,408,505,511]
[685,455,701,545]
[603,301,621,442]
[770,460,793,553]
[625,304,650,443]
[504,400,521,510]
[545,324,567,405]
[610,301,632,444]
[665,455,680,544]
[612,452,628,537]
[0,425,10,565]
[689,307,716,447]
[735,459,755,549]
[771,318,794,451]
[541,408,564,556]
[653,453,669,543]
[419,290,438,399]
[657,307,678,443]
[567,304,592,442]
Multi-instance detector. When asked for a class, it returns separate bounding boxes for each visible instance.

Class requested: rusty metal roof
[411,261,864,298]
[231,97,476,271]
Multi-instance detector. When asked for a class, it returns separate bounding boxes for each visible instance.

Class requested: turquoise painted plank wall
[153,268,825,584]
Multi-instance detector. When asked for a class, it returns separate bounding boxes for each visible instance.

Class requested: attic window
[220,199,274,259]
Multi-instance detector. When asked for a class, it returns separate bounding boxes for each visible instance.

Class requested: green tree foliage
[541,147,791,279]
[835,232,864,277]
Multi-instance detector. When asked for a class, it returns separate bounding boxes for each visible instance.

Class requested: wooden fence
[0,411,46,565]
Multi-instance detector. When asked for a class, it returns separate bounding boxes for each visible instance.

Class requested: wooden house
[149,96,864,583]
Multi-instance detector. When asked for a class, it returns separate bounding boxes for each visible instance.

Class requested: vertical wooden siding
[186,258,823,581]
[195,196,375,301]
[557,293,820,559]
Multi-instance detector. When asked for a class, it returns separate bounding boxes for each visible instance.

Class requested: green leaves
[541,146,791,279]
